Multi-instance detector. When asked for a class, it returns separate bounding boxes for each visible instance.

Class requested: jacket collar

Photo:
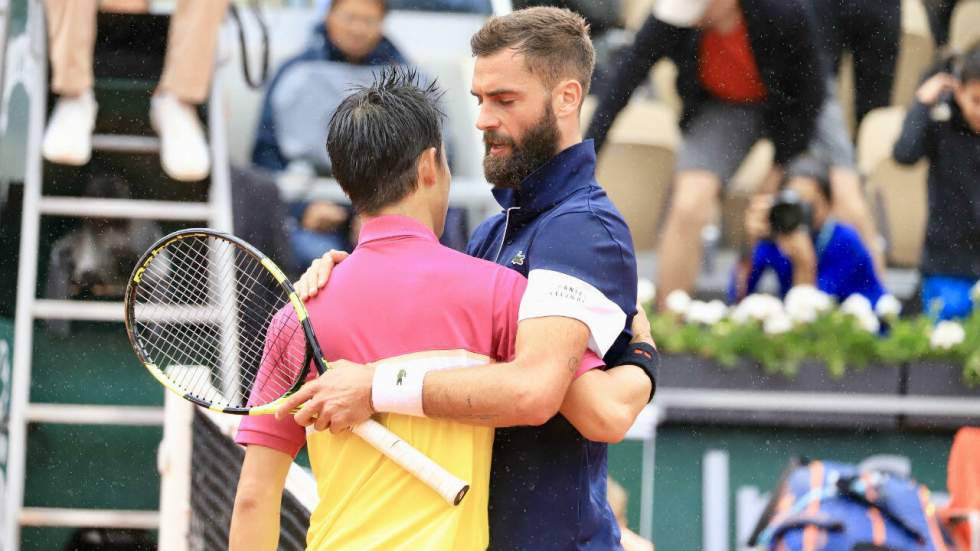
[491,140,598,214]
[357,215,438,246]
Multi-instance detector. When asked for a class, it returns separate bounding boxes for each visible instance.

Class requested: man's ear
[553,78,584,119]
[417,147,438,188]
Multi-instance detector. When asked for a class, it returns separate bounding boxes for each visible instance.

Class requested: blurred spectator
[587,0,881,309]
[730,157,885,305]
[41,0,226,181]
[810,0,901,127]
[512,0,622,36]
[252,0,404,266]
[252,0,405,171]
[512,0,627,96]
[607,477,655,551]
[923,0,962,47]
[320,0,492,14]
[389,0,491,12]
[893,44,980,320]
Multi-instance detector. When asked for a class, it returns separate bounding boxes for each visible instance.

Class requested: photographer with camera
[730,158,885,305]
[893,42,980,321]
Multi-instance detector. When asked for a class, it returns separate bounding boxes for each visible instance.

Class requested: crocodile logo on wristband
[396,369,407,385]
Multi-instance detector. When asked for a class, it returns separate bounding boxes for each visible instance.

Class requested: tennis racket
[124,228,469,506]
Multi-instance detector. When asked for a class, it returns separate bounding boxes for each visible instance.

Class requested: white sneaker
[150,92,211,182]
[42,90,97,166]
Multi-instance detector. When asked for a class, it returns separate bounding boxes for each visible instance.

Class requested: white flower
[874,294,902,319]
[931,320,966,350]
[684,300,710,324]
[784,285,833,323]
[731,294,784,324]
[684,300,728,326]
[841,294,874,318]
[637,278,656,306]
[856,312,881,333]
[704,300,729,325]
[840,294,880,333]
[665,290,691,316]
[763,313,793,335]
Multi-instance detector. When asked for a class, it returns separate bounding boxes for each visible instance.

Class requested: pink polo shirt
[235,215,602,550]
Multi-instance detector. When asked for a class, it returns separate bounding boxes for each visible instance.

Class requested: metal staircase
[2,2,233,549]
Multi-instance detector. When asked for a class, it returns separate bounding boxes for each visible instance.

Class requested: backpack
[749,459,953,551]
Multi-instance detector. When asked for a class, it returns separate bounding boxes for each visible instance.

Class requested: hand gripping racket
[124,228,469,505]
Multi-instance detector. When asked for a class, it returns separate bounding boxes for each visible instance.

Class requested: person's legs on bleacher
[795,77,886,276]
[655,100,762,310]
[847,0,900,127]
[656,171,721,309]
[151,0,230,182]
[42,0,99,166]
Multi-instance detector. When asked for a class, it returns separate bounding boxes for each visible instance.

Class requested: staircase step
[39,196,211,220]
[91,134,160,154]
[19,507,159,529]
[26,403,164,426]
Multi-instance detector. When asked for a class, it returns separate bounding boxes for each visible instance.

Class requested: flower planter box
[657,354,902,429]
[903,360,980,429]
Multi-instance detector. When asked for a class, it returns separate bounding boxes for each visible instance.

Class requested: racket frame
[125,229,314,415]
[125,228,469,506]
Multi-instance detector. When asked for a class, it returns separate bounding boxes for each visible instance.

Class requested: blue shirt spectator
[739,221,884,305]
[731,159,885,305]
[251,0,406,171]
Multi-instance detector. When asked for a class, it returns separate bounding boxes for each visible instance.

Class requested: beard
[483,103,560,189]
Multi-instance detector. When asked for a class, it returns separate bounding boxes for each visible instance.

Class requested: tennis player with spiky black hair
[229,64,653,550]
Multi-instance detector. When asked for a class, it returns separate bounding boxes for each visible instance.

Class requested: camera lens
[768,190,810,235]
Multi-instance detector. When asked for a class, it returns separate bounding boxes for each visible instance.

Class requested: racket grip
[352,419,470,506]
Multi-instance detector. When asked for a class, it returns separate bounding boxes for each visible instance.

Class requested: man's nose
[475,106,499,132]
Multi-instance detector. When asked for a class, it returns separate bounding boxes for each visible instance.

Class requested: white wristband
[371,363,432,417]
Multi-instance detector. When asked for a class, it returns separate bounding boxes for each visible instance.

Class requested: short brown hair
[470,7,595,94]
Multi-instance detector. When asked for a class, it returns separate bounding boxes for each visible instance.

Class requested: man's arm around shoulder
[423,316,588,426]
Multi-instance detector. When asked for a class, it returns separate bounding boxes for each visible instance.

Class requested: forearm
[403,317,589,427]
[423,358,576,427]
[229,446,292,551]
[586,15,666,151]
[229,500,281,551]
[560,365,650,443]
[892,101,931,165]
[792,258,817,286]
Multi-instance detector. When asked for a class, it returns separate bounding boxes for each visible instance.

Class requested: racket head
[124,228,320,415]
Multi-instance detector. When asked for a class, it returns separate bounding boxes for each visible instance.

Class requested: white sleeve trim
[517,269,627,357]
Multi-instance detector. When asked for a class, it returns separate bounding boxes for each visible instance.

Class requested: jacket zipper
[493,207,521,263]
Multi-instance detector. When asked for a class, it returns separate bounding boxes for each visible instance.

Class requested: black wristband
[615,342,659,402]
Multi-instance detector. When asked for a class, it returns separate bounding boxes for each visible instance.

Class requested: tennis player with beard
[283,8,657,550]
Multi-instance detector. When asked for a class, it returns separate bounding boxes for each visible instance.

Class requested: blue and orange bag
[749,459,953,551]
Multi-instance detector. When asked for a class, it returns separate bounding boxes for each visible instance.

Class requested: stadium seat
[856,106,928,267]
[892,0,936,108]
[950,0,980,54]
[583,97,679,251]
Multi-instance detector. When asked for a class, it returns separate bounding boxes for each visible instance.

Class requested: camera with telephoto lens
[768,189,813,235]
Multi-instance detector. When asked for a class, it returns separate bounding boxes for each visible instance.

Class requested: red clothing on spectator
[699,19,767,103]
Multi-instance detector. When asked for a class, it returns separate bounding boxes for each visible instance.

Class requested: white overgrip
[351,418,470,506]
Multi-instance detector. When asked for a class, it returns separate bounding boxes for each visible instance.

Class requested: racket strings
[131,235,309,409]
